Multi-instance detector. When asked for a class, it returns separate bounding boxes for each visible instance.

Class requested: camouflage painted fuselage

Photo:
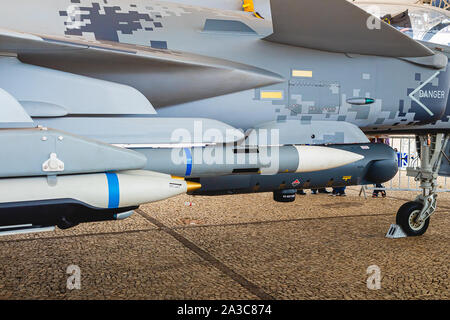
[0,0,448,133]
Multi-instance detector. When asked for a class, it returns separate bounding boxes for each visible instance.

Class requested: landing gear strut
[396,133,449,236]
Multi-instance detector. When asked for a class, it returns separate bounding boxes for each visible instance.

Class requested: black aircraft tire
[273,191,296,203]
[396,201,430,236]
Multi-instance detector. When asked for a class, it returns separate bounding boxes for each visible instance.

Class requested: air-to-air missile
[0,170,200,230]
[188,143,398,201]
[128,144,366,176]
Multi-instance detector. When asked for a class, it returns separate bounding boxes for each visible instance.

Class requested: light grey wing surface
[0,29,284,107]
[0,86,34,128]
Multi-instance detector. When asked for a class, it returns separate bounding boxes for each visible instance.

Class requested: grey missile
[134,145,364,177]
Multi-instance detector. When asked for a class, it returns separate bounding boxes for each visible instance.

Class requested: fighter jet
[0,0,448,236]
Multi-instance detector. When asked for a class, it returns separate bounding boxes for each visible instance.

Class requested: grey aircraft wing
[264,0,434,57]
[0,28,284,107]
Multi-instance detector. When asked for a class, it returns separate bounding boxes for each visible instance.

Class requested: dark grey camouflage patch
[150,40,168,49]
[398,99,406,117]
[60,0,163,44]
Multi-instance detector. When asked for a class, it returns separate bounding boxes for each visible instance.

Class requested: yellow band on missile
[171,175,201,192]
[186,181,202,192]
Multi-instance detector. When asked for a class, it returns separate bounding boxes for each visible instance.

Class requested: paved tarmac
[0,188,448,299]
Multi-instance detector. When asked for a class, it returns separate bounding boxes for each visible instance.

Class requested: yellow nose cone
[186,181,202,192]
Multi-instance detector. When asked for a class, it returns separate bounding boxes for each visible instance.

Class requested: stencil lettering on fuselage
[288,80,340,116]
[408,67,449,123]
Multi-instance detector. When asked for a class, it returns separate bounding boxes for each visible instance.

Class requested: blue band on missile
[106,172,120,209]
[184,148,192,176]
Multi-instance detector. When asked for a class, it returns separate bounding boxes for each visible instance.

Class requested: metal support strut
[397,133,449,235]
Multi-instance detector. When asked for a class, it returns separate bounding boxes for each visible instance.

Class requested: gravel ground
[0,187,448,299]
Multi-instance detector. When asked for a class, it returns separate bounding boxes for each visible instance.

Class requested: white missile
[0,170,201,209]
[293,146,365,172]
[258,145,365,175]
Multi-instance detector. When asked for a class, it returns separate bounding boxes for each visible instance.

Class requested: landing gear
[273,189,296,202]
[396,133,448,236]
